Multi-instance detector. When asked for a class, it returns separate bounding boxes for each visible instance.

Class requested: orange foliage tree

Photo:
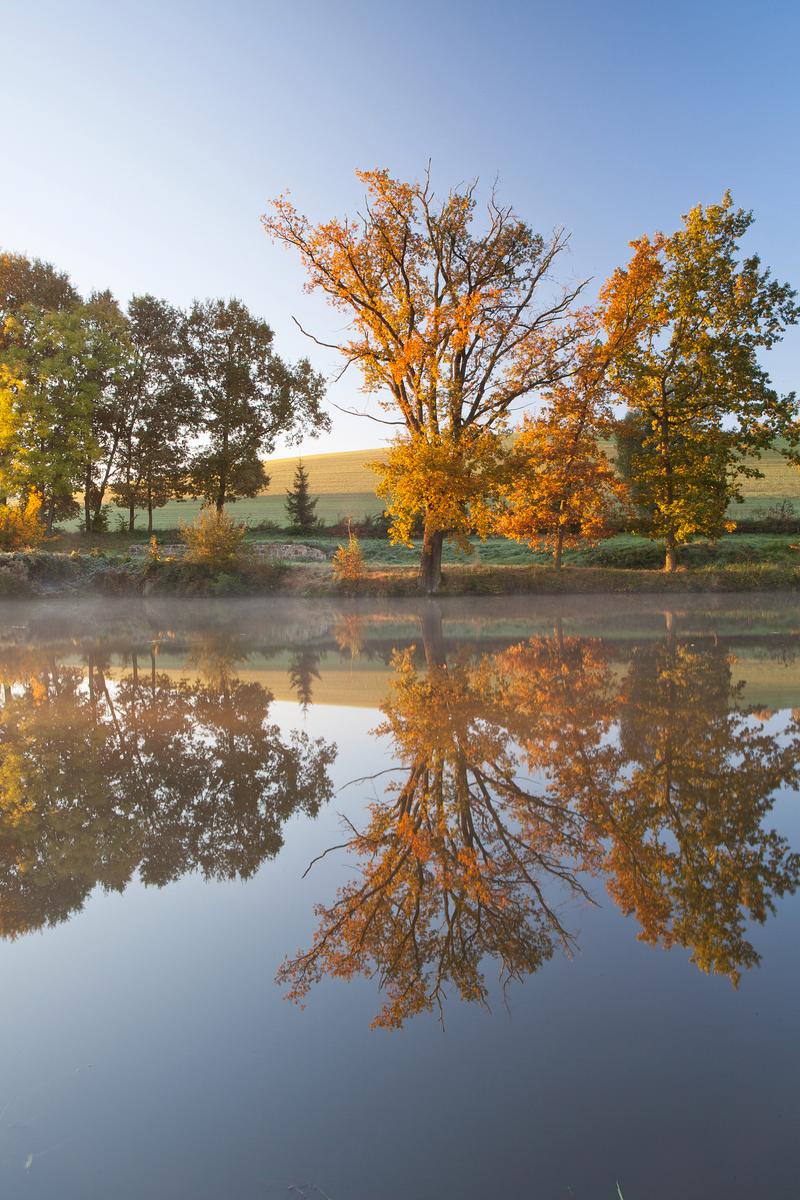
[497,336,629,567]
[263,169,585,593]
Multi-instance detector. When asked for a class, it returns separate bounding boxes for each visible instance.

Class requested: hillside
[260,447,388,494]
[64,442,800,531]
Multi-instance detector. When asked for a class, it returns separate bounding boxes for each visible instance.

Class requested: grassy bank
[3,548,800,599]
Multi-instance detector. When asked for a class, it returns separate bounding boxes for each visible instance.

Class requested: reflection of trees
[0,644,335,938]
[585,638,800,981]
[280,643,594,1028]
[288,647,322,712]
[281,612,800,1026]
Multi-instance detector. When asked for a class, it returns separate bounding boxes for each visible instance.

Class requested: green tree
[78,291,135,532]
[0,251,81,506]
[182,299,328,512]
[3,305,100,530]
[601,193,800,570]
[112,295,192,532]
[284,459,318,532]
[0,250,78,342]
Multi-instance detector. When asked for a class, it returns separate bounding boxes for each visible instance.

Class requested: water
[0,594,798,1199]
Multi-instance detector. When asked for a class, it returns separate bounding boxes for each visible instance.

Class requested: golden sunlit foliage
[264,168,584,591]
[600,193,800,569]
[0,493,45,551]
[180,506,248,569]
[497,334,630,565]
[374,427,506,553]
[331,526,366,586]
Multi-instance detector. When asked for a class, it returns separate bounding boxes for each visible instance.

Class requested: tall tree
[78,291,134,532]
[284,459,319,533]
[112,295,192,532]
[600,193,800,570]
[264,169,584,592]
[1,303,113,531]
[182,298,328,512]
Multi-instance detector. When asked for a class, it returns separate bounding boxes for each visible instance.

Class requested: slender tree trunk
[419,526,444,595]
[147,467,154,533]
[553,527,565,571]
[46,494,55,534]
[664,534,677,572]
[217,432,228,513]
[84,466,92,535]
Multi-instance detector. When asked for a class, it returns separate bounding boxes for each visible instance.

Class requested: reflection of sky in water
[0,597,798,1200]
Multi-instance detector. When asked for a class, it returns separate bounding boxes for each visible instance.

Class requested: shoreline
[3,553,800,599]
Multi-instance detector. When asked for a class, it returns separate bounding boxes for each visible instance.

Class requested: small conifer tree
[285,459,319,533]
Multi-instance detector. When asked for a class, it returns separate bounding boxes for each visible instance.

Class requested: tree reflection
[280,610,800,1026]
[585,636,800,981]
[0,642,335,937]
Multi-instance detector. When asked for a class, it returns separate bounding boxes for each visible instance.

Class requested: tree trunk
[419,527,444,595]
[664,535,677,572]
[84,467,92,536]
[147,468,154,533]
[553,528,565,571]
[420,603,445,667]
[46,495,55,534]
[217,432,228,513]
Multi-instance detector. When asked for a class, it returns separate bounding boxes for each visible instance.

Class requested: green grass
[61,491,384,532]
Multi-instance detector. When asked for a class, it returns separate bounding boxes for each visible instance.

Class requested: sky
[3,0,799,456]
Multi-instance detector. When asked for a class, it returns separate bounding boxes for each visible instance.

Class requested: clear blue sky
[3,0,798,455]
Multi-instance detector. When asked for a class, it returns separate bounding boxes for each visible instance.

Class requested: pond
[0,594,798,1200]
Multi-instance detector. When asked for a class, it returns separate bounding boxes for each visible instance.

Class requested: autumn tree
[600,193,800,570]
[264,169,584,592]
[182,298,328,512]
[285,458,318,533]
[497,337,629,567]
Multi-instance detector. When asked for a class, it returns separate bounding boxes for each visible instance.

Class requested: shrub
[332,528,366,588]
[0,495,46,551]
[0,556,32,596]
[181,507,248,569]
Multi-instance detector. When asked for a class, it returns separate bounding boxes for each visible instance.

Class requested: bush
[332,528,367,588]
[181,507,248,569]
[0,556,32,596]
[0,495,46,551]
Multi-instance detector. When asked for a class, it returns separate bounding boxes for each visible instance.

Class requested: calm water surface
[0,594,798,1200]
